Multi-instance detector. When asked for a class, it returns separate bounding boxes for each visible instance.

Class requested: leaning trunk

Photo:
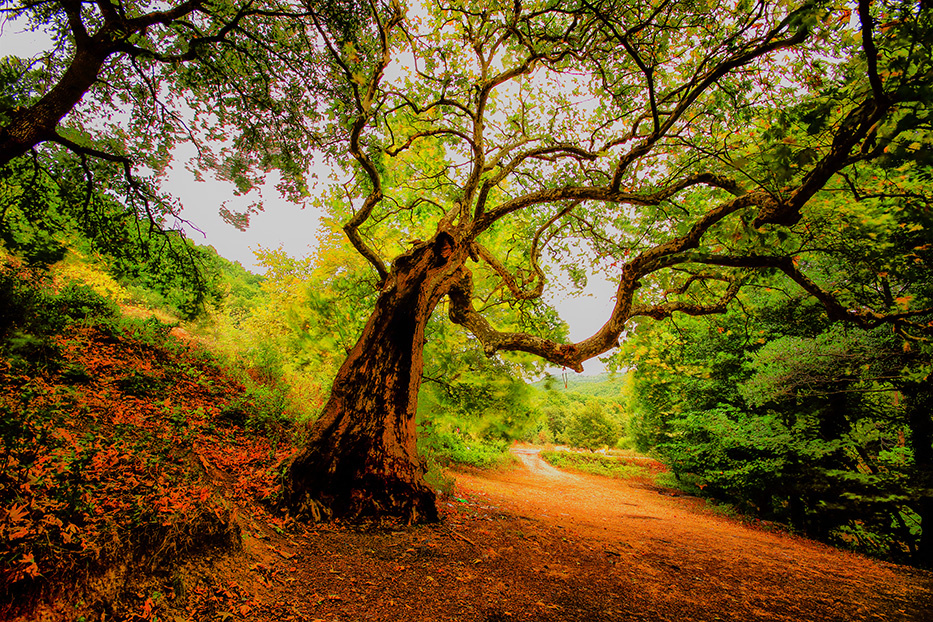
[283,232,461,524]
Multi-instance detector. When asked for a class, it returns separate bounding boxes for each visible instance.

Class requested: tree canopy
[5,0,931,346]
[303,0,932,362]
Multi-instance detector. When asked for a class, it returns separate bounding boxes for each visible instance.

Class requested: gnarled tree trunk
[283,232,462,524]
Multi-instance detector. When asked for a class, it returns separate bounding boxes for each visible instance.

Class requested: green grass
[541,450,648,479]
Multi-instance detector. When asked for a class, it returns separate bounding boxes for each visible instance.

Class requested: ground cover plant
[0,259,299,619]
[540,450,652,480]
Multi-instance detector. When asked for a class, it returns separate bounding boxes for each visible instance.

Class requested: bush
[0,269,117,337]
[4,330,62,372]
[541,450,647,479]
[218,386,293,441]
[0,269,119,371]
[112,315,177,347]
[418,426,512,469]
[563,402,621,450]
[53,282,118,324]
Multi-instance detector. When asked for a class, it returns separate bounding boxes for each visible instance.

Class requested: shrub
[117,371,167,398]
[0,269,117,339]
[112,315,177,347]
[418,426,512,469]
[541,450,647,479]
[218,386,294,442]
[563,402,621,450]
[1,270,119,372]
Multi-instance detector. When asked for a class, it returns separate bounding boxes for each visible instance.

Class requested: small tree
[565,402,621,450]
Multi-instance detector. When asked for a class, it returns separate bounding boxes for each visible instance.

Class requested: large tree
[0,0,325,256]
[0,0,331,315]
[5,0,930,525]
[281,0,933,522]
[0,0,298,164]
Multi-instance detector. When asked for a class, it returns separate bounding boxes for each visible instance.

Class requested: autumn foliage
[0,264,298,618]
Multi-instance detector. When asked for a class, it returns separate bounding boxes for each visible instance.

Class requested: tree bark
[283,231,462,523]
[0,46,109,165]
[904,378,933,568]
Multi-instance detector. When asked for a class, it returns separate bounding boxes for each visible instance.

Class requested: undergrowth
[541,450,650,480]
[0,262,301,620]
[419,428,514,470]
[417,428,515,497]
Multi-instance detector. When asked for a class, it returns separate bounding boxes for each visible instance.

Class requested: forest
[1,0,932,617]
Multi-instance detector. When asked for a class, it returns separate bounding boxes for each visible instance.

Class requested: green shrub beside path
[541,450,649,480]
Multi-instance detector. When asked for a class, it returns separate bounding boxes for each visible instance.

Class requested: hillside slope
[0,308,297,620]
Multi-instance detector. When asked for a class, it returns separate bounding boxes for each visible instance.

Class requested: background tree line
[616,170,933,565]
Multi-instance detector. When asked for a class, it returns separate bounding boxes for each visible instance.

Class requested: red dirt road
[195,445,933,622]
[451,445,933,621]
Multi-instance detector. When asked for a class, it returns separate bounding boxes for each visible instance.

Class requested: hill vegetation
[0,256,290,618]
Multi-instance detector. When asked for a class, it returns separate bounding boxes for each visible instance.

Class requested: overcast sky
[164,145,324,271]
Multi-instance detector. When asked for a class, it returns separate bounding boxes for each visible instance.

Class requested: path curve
[453,444,933,621]
[202,444,933,622]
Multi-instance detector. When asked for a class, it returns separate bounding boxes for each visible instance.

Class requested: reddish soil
[175,445,933,622]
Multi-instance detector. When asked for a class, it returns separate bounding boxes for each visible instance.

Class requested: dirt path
[455,446,933,620]
[197,446,933,622]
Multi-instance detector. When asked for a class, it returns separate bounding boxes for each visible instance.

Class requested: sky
[164,145,324,271]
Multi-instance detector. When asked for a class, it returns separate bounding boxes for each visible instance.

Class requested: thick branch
[459,38,555,223]
[448,267,584,371]
[686,253,933,332]
[473,172,746,237]
[48,132,134,168]
[473,143,599,220]
[609,6,812,191]
[0,46,110,164]
[454,184,773,372]
[0,0,262,166]
[754,97,891,228]
[585,0,670,133]
[385,129,475,156]
[858,0,888,105]
[630,279,743,320]
[338,4,406,286]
